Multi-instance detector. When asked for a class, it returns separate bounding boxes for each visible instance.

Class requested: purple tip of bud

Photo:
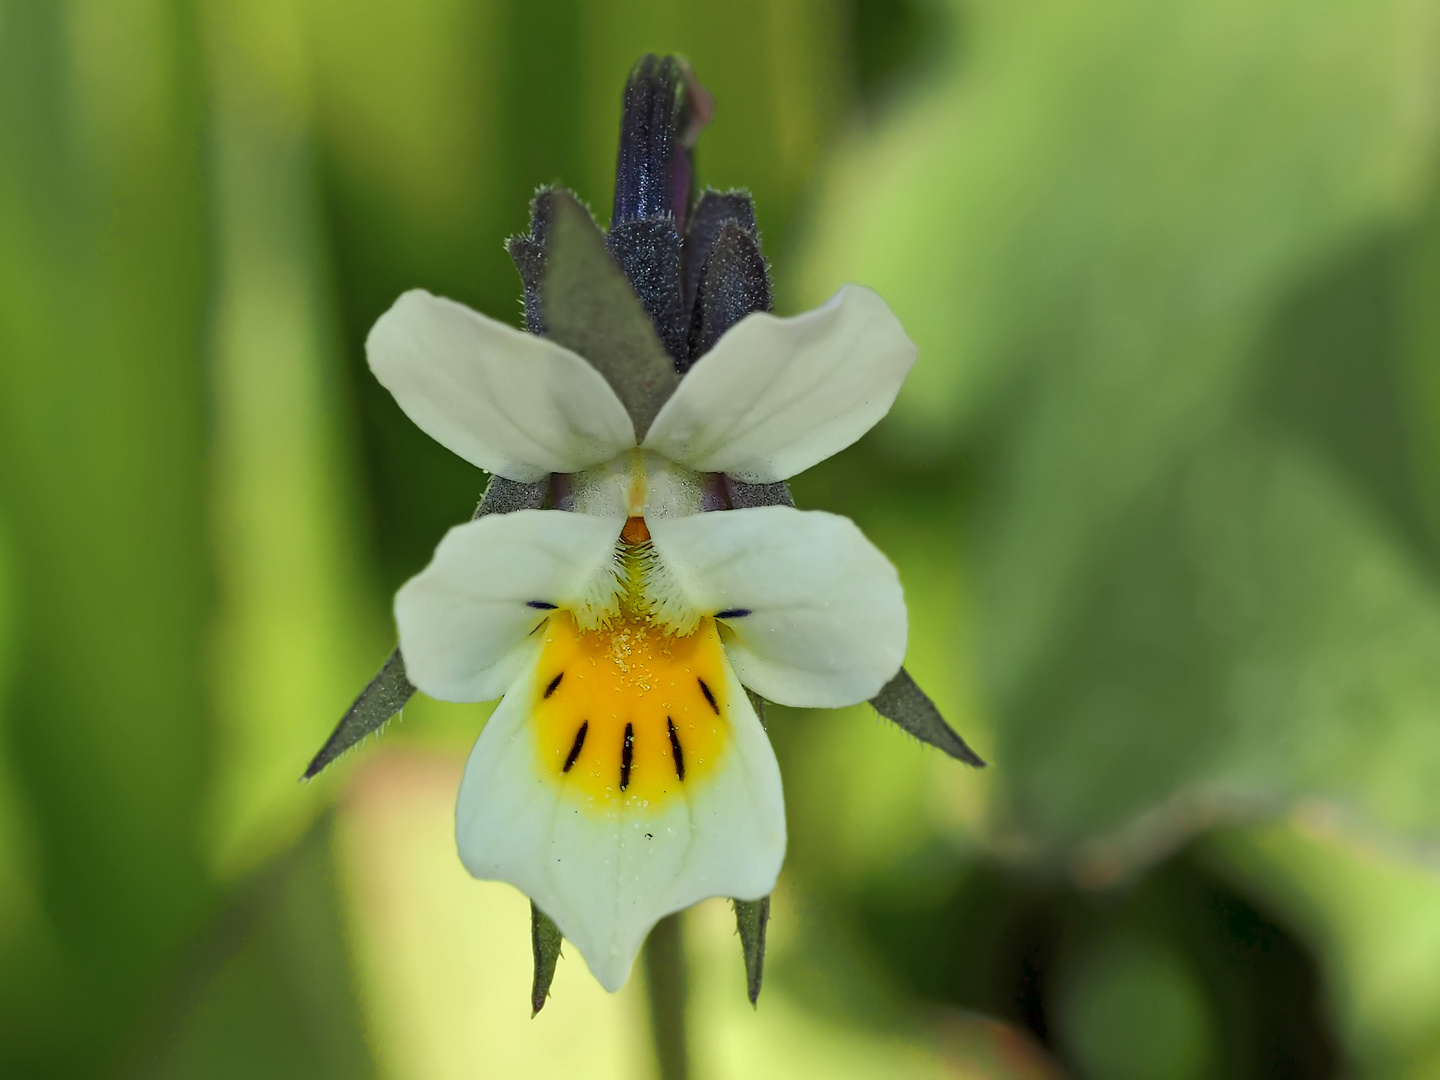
[613,54,712,232]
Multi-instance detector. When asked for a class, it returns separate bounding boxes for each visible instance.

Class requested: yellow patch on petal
[530,610,729,811]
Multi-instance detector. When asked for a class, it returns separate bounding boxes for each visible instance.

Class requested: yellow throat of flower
[530,517,731,811]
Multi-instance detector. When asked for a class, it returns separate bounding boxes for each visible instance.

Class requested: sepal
[302,476,548,779]
[531,902,563,1016]
[724,478,793,510]
[732,896,770,1006]
[303,647,414,779]
[506,187,561,335]
[870,667,987,766]
[541,192,678,438]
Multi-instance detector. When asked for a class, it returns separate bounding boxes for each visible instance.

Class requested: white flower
[368,283,917,991]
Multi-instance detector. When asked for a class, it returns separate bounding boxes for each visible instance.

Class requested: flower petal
[455,645,785,992]
[369,289,636,481]
[648,506,907,707]
[641,285,916,482]
[395,509,623,702]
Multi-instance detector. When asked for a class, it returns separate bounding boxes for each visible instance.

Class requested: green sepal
[745,687,768,731]
[541,191,679,438]
[870,667,987,767]
[302,648,413,780]
[732,896,770,1006]
[530,902,563,1016]
[302,475,547,779]
[734,687,772,1006]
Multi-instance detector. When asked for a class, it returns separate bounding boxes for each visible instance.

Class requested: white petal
[641,285,916,482]
[395,509,623,702]
[369,290,636,481]
[648,506,907,707]
[455,646,785,992]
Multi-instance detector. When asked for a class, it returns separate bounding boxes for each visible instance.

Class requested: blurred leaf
[0,0,214,1069]
[126,815,376,1079]
[296,0,518,589]
[1055,932,1213,1080]
[0,511,34,951]
[799,0,1440,695]
[201,0,384,877]
[1207,820,1440,1075]
[798,0,1440,871]
[996,424,1440,865]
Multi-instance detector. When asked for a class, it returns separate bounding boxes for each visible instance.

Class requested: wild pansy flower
[307,54,983,1007]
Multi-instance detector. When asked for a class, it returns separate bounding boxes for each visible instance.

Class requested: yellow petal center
[530,610,730,812]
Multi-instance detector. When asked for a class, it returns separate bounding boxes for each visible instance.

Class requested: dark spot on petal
[562,722,587,773]
[620,723,635,790]
[544,672,563,699]
[716,608,751,619]
[527,600,557,610]
[698,677,719,714]
[668,717,685,780]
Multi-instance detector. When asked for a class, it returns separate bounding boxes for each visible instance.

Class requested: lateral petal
[368,289,636,481]
[395,509,623,703]
[648,506,908,707]
[455,644,785,992]
[641,285,916,482]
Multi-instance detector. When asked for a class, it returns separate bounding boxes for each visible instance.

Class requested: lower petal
[454,620,786,992]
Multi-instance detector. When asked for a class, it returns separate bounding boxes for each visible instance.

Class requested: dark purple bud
[613,54,712,231]
[686,219,771,367]
[608,218,686,363]
[683,189,757,319]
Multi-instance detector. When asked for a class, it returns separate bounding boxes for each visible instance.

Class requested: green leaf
[870,668,986,767]
[530,903,563,1017]
[542,191,679,438]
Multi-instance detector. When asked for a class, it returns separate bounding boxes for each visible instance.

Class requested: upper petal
[369,289,636,481]
[395,509,624,702]
[641,285,916,482]
[647,506,908,707]
[455,639,785,991]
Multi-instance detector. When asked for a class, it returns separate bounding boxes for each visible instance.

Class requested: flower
[367,275,918,991]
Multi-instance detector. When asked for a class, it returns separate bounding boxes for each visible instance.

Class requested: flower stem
[643,912,690,1080]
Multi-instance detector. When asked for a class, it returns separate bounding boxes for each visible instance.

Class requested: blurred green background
[4,0,1440,1076]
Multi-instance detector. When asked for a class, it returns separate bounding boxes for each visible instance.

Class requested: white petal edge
[455,649,785,992]
[395,509,624,702]
[648,506,907,707]
[641,285,916,482]
[369,289,636,481]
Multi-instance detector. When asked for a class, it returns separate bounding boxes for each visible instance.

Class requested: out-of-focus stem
[644,912,690,1080]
